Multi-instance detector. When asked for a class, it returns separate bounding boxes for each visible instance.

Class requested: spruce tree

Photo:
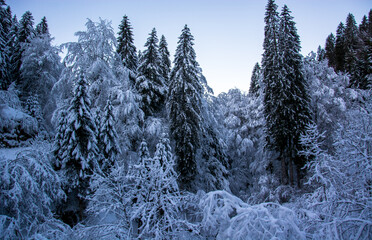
[53,110,67,170]
[18,11,34,43]
[35,16,49,36]
[335,22,346,72]
[317,45,326,61]
[278,5,311,185]
[249,62,261,95]
[159,35,171,86]
[325,33,336,68]
[136,28,166,116]
[168,25,203,191]
[7,15,21,86]
[59,74,99,225]
[344,13,360,87]
[117,15,137,85]
[0,1,10,90]
[262,0,288,183]
[99,99,120,172]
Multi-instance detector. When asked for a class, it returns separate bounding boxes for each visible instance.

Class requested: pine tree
[136,28,166,116]
[58,74,99,225]
[117,15,137,85]
[99,99,120,172]
[357,13,372,89]
[249,62,261,95]
[325,33,336,68]
[35,16,49,36]
[168,25,203,191]
[159,35,171,86]
[335,22,346,72]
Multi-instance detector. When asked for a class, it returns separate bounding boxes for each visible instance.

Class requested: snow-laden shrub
[0,142,68,239]
[199,190,305,239]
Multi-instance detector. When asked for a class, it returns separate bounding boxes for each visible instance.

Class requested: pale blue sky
[10,0,371,94]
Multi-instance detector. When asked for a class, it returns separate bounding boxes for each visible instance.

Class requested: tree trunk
[280,151,288,185]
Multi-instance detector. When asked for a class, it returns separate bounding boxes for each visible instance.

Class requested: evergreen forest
[0,0,371,239]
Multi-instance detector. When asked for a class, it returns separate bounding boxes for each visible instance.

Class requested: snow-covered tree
[117,15,137,85]
[35,16,49,36]
[0,1,11,90]
[52,110,67,169]
[20,31,62,126]
[277,4,311,185]
[249,62,261,95]
[324,33,336,68]
[168,25,203,191]
[57,18,118,110]
[0,143,67,239]
[98,99,120,173]
[58,74,99,226]
[136,28,166,116]
[126,138,197,239]
[158,35,171,86]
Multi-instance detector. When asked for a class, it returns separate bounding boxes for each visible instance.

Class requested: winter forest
[0,0,371,239]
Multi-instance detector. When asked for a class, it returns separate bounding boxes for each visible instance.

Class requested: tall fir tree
[325,33,336,68]
[278,5,311,185]
[117,15,137,85]
[18,11,34,43]
[35,16,49,36]
[344,13,360,87]
[168,25,203,191]
[335,22,346,72]
[53,110,67,170]
[249,62,261,96]
[136,28,166,116]
[58,74,99,225]
[158,35,171,86]
[262,0,286,182]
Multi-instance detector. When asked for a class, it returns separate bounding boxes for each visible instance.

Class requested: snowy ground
[0,147,29,161]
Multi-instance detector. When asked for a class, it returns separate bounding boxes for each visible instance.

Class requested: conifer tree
[344,13,360,87]
[117,15,137,85]
[0,1,10,90]
[278,5,311,185]
[35,16,49,36]
[58,74,99,225]
[53,110,67,169]
[18,11,34,43]
[136,28,166,116]
[7,15,21,86]
[335,22,346,72]
[159,35,171,86]
[99,99,120,172]
[168,25,203,191]
[262,0,287,183]
[325,33,336,68]
[249,62,261,95]
[317,45,326,61]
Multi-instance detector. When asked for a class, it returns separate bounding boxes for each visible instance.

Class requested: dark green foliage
[325,33,336,68]
[159,35,171,86]
[263,2,311,186]
[117,15,137,84]
[249,62,261,96]
[35,16,49,36]
[136,28,166,116]
[344,13,360,87]
[168,25,203,191]
[335,22,346,72]
[0,2,11,90]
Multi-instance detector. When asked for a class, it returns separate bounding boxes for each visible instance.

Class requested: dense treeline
[0,0,371,239]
